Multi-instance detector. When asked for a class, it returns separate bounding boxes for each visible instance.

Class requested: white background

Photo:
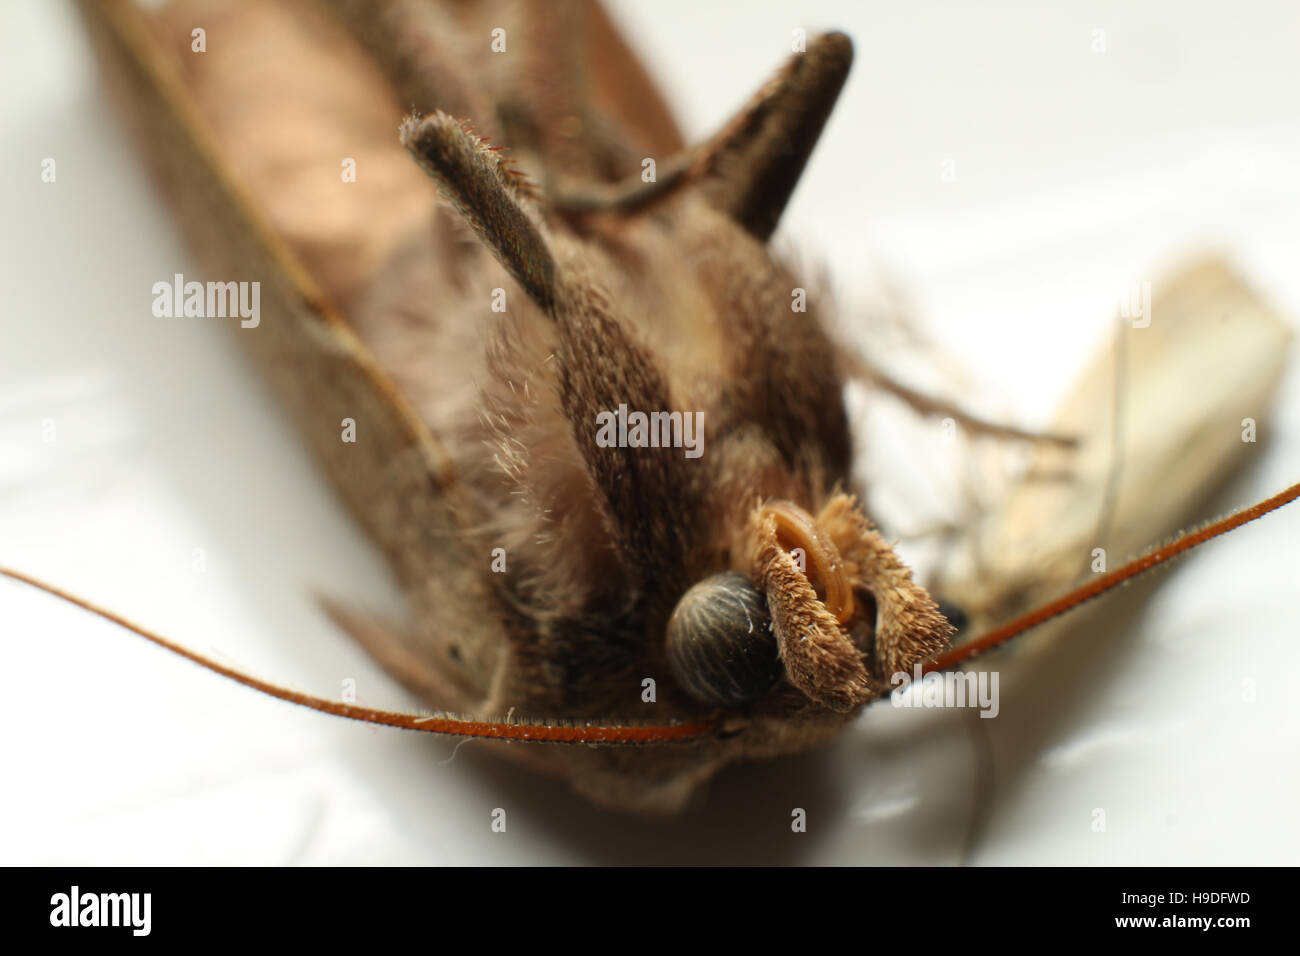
[2,0,1298,864]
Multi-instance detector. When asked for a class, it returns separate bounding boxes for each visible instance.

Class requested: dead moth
[39,0,1294,817]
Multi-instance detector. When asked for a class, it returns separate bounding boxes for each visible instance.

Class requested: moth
[4,0,1297,854]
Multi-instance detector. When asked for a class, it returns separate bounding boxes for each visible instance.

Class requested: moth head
[396,33,949,748]
[665,497,953,714]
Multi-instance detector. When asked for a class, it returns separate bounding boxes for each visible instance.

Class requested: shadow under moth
[8,0,1296,816]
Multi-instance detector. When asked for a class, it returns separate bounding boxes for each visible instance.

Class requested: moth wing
[79,0,505,714]
[937,256,1293,655]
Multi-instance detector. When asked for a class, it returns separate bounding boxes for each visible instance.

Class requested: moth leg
[847,353,1079,447]
[549,277,699,588]
[550,155,695,217]
[401,111,554,310]
[402,113,695,590]
[554,32,853,240]
[695,31,852,240]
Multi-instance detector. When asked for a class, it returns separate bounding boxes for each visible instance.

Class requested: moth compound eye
[666,572,780,708]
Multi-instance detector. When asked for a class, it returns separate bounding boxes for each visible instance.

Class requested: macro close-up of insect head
[2,0,1299,869]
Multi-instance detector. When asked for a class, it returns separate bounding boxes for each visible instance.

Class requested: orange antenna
[927,479,1300,673]
[5,481,1295,737]
[0,566,713,746]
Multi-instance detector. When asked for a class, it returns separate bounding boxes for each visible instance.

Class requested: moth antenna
[0,567,712,746]
[927,479,1300,672]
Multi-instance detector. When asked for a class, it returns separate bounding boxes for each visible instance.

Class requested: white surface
[1,0,1298,864]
